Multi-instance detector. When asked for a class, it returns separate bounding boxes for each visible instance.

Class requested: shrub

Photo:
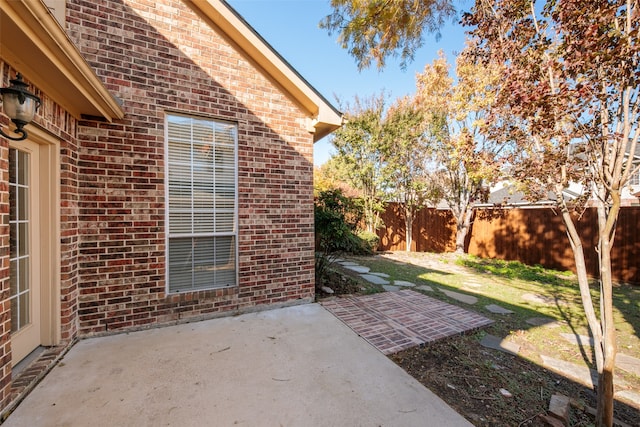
[315,251,337,291]
[314,189,364,254]
[356,230,380,253]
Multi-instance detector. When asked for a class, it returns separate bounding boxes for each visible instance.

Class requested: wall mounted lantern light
[0,73,41,141]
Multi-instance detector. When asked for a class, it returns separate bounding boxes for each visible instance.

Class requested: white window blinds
[166,114,237,293]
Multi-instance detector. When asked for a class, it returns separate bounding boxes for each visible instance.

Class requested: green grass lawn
[347,252,640,383]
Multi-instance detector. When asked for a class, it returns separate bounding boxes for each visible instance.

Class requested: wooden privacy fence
[377,203,640,285]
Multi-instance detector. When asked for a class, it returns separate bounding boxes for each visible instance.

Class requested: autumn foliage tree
[464,1,639,425]
[313,157,359,198]
[415,50,503,252]
[320,0,456,69]
[383,96,435,251]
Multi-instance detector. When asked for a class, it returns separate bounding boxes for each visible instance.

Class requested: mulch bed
[391,333,640,426]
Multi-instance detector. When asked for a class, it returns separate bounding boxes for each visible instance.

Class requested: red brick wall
[66,0,315,335]
[0,61,79,412]
[0,66,10,409]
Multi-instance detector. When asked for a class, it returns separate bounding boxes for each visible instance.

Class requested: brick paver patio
[321,290,493,355]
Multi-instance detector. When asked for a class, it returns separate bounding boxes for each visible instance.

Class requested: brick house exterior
[0,0,341,414]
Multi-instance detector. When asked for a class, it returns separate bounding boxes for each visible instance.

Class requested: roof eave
[0,0,124,122]
[189,0,343,141]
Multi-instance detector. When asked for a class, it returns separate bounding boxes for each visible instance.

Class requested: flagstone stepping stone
[616,353,640,376]
[614,390,640,407]
[560,333,594,347]
[382,284,401,292]
[343,265,370,274]
[393,280,415,287]
[522,293,556,305]
[541,355,598,388]
[548,394,570,425]
[416,285,434,292]
[359,274,390,285]
[541,355,629,389]
[485,304,514,314]
[480,334,520,355]
[526,317,561,327]
[369,272,390,278]
[440,289,478,305]
[465,281,483,288]
[337,260,358,266]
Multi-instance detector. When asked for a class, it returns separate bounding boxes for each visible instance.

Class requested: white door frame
[10,125,61,366]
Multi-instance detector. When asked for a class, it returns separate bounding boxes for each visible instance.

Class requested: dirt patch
[317,268,365,295]
[315,259,384,297]
[391,333,639,426]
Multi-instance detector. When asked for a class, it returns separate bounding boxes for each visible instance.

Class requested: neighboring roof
[0,0,125,121]
[190,0,343,142]
[487,186,524,205]
[480,184,567,207]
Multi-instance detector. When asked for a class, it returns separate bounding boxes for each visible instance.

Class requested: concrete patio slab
[4,304,472,427]
[322,290,493,355]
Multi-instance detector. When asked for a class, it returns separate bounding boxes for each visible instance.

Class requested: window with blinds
[166,114,237,293]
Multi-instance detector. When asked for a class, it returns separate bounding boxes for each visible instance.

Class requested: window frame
[629,161,640,187]
[164,112,239,294]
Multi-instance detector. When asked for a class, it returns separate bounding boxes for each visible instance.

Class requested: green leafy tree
[383,96,436,251]
[320,0,456,69]
[415,50,502,253]
[331,94,389,233]
[464,1,639,425]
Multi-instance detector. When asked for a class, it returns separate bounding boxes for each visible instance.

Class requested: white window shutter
[166,114,237,292]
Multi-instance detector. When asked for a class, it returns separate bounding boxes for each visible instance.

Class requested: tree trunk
[365,197,375,233]
[597,364,615,427]
[558,192,616,427]
[595,198,618,427]
[405,206,413,252]
[454,207,473,253]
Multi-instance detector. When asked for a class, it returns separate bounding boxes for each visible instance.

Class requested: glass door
[10,144,41,365]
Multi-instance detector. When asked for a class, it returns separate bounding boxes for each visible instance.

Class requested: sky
[226,0,470,166]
